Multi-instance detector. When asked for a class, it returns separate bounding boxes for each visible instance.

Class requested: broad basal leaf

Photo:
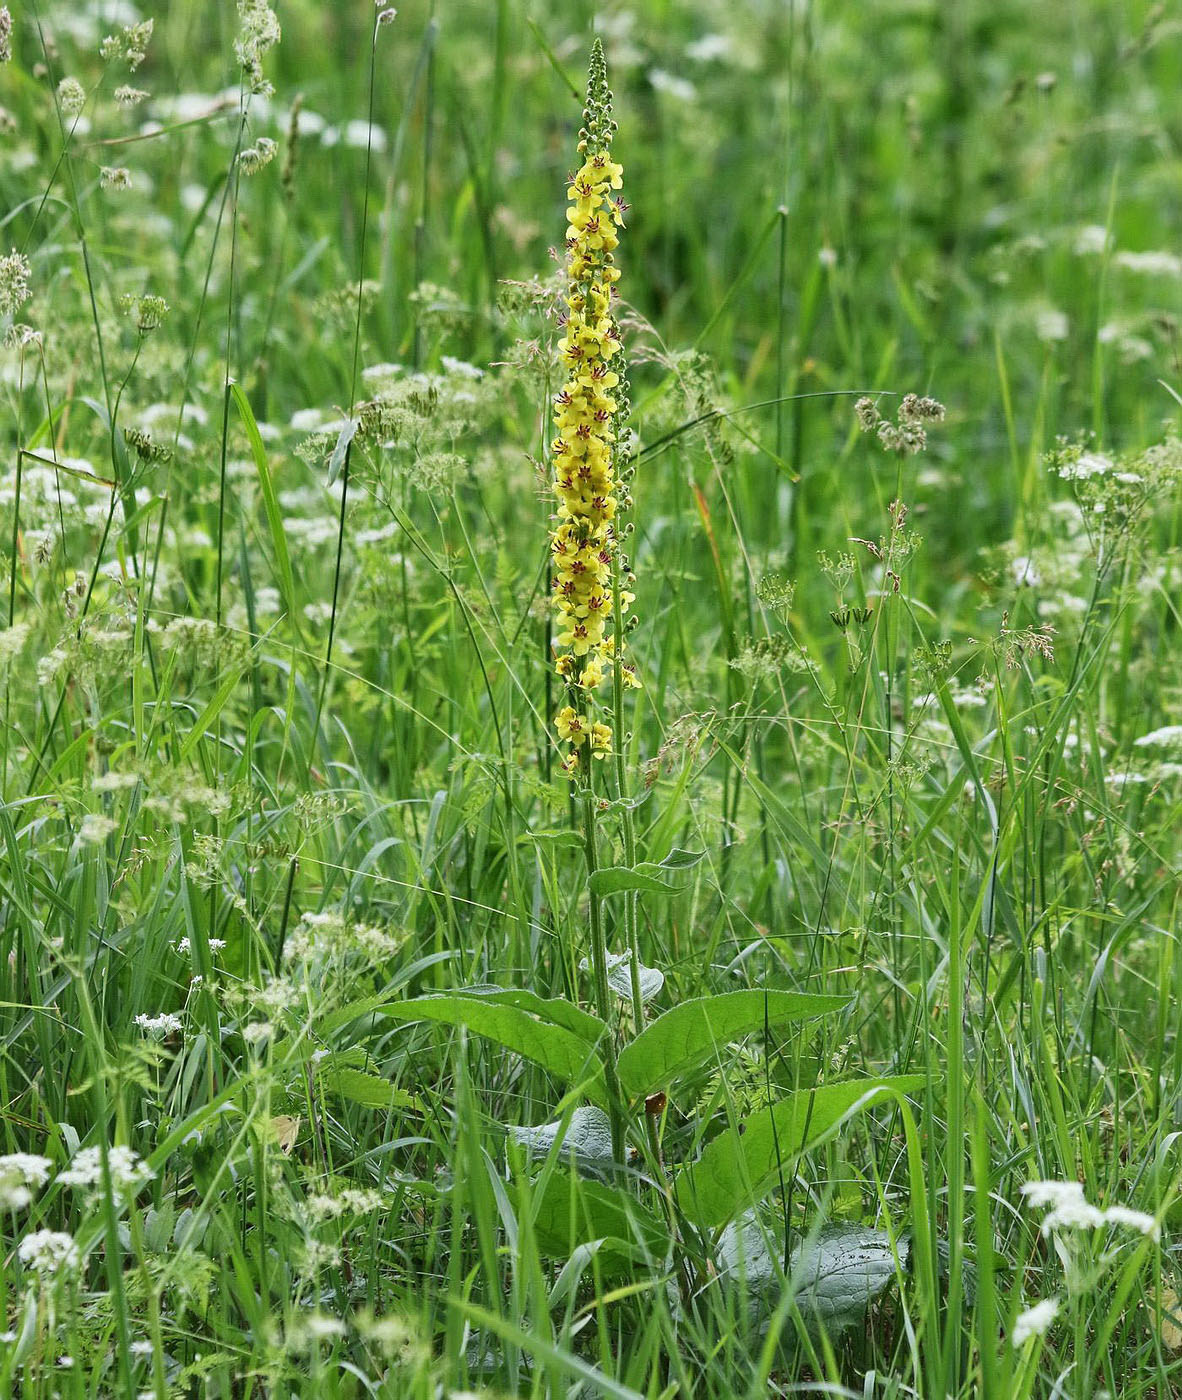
[453,985,607,1042]
[616,990,850,1101]
[713,1211,910,1339]
[381,996,606,1104]
[530,1169,670,1273]
[510,1106,615,1174]
[679,1076,925,1229]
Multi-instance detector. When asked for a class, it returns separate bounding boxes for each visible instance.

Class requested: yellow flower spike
[548,39,635,779]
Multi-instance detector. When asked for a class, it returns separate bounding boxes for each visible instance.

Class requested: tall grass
[0,1,1179,1396]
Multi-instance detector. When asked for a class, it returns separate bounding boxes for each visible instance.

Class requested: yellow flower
[555,706,588,746]
[548,39,635,778]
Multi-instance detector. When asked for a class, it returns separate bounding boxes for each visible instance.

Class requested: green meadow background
[0,0,1180,1396]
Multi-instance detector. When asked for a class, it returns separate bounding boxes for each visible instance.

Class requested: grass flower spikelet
[550,39,634,775]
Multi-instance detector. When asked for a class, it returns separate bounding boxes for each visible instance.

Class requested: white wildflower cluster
[0,1153,53,1209]
[0,6,11,64]
[355,1310,428,1364]
[283,909,404,967]
[649,69,696,102]
[1034,307,1068,343]
[292,1312,347,1345]
[0,248,31,315]
[1012,1296,1059,1346]
[114,85,149,106]
[78,812,117,844]
[1074,225,1110,256]
[1050,436,1180,534]
[235,0,281,95]
[118,292,169,333]
[18,1229,80,1276]
[100,166,133,191]
[1057,450,1114,482]
[304,1187,385,1222]
[0,621,30,668]
[1133,725,1182,751]
[58,1145,154,1199]
[135,1011,183,1036]
[1113,249,1182,277]
[175,936,227,955]
[1021,1181,1158,1239]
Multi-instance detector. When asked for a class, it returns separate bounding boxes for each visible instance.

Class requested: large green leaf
[511,1106,615,1174]
[531,1171,669,1273]
[710,1213,910,1340]
[587,849,706,898]
[382,996,606,1104]
[679,1076,925,1229]
[453,986,606,1043]
[588,866,675,897]
[616,990,850,1100]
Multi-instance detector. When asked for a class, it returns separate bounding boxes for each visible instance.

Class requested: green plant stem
[582,789,626,1160]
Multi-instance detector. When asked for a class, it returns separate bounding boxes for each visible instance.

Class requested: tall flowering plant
[550,39,635,780]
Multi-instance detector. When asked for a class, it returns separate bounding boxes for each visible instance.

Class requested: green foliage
[680,1077,926,1230]
[0,0,1179,1395]
[616,990,851,1101]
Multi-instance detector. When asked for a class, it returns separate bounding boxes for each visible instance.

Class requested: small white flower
[686,33,731,62]
[58,1145,153,1195]
[135,1011,182,1036]
[1058,450,1113,481]
[1012,1297,1058,1345]
[1073,225,1110,256]
[0,248,32,316]
[78,813,117,844]
[1113,249,1182,277]
[0,1153,53,1210]
[648,68,696,102]
[18,1229,80,1275]
[57,77,86,117]
[1133,725,1182,750]
[1035,307,1068,342]
[1041,1199,1106,1233]
[439,355,483,380]
[1011,555,1040,587]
